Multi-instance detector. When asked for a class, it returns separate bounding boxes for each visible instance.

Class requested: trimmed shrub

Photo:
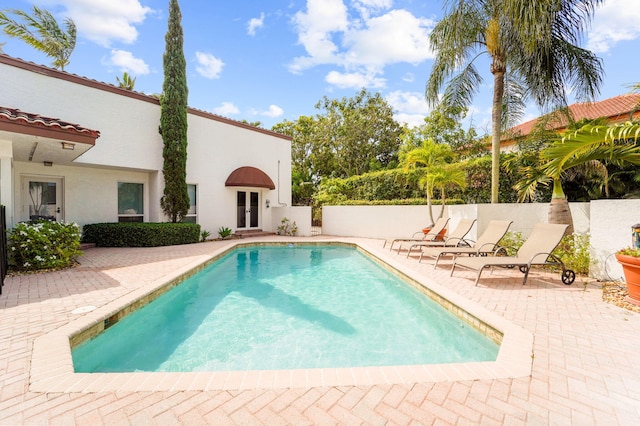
[82,222,201,247]
[8,220,82,271]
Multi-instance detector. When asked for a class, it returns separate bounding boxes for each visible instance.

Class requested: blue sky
[1,0,639,132]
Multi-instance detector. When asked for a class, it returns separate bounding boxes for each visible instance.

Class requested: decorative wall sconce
[61,142,75,150]
[266,199,270,208]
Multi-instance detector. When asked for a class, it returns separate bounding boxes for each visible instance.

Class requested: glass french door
[22,177,63,221]
[236,190,259,229]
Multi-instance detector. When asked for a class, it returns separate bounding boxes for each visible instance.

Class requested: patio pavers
[1,236,639,425]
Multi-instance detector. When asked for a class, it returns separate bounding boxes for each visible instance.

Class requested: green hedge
[82,222,201,247]
[314,154,521,206]
[338,198,465,206]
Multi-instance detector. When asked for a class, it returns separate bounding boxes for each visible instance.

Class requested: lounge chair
[384,217,449,252]
[450,223,576,286]
[405,219,477,258]
[418,220,512,267]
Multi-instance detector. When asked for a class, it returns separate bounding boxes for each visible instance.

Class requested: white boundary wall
[272,206,312,237]
[322,201,640,280]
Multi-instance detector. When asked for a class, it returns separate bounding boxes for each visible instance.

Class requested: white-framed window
[118,182,143,222]
[183,184,197,223]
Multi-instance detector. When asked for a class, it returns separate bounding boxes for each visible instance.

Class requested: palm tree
[541,121,640,233]
[403,140,455,226]
[0,6,76,70]
[426,0,604,204]
[116,72,136,90]
[428,164,468,219]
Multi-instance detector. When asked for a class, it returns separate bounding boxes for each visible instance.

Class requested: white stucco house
[0,54,307,236]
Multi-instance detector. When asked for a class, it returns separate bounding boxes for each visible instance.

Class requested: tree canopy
[426,0,604,203]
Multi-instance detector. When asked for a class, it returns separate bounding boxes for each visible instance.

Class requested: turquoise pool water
[73,244,499,372]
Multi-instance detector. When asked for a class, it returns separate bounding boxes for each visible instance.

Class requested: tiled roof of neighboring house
[508,93,640,139]
[0,106,101,139]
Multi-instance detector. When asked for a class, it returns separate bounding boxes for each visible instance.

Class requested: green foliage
[116,72,136,90]
[159,0,190,223]
[81,223,200,247]
[554,233,592,275]
[8,220,82,271]
[276,218,297,236]
[618,247,640,257]
[399,104,480,159]
[314,154,520,208]
[0,6,76,70]
[200,230,211,242]
[338,199,464,206]
[497,231,592,275]
[218,226,232,239]
[426,0,604,203]
[272,89,403,191]
[497,231,525,256]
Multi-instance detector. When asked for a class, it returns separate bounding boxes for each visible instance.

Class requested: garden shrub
[498,231,525,256]
[8,220,82,271]
[82,222,200,247]
[554,233,592,275]
[276,217,298,236]
[313,153,521,209]
[498,230,591,275]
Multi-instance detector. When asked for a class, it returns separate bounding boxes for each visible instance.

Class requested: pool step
[233,229,275,238]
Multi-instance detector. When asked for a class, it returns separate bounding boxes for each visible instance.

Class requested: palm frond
[542,122,640,177]
[0,6,76,70]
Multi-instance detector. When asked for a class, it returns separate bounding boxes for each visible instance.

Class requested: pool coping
[29,238,533,392]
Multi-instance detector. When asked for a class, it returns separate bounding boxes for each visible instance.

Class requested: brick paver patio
[1,236,639,425]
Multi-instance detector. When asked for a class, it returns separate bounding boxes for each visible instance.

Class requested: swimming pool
[72,244,499,373]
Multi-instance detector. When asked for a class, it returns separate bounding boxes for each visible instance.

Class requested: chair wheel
[561,269,575,285]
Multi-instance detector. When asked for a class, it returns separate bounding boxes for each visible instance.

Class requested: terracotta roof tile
[508,93,640,137]
[0,106,100,138]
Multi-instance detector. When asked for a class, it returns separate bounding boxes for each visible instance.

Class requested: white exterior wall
[323,203,589,240]
[1,58,292,234]
[186,113,291,234]
[272,206,312,237]
[321,201,640,279]
[1,63,163,172]
[13,161,150,227]
[590,199,640,281]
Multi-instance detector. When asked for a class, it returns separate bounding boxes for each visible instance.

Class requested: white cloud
[587,0,640,52]
[105,49,150,75]
[247,13,265,36]
[195,52,224,79]
[385,91,430,115]
[289,0,350,73]
[42,0,154,47]
[385,91,430,127]
[260,105,284,118]
[402,72,415,83]
[342,10,434,67]
[289,0,435,90]
[394,112,426,128]
[325,70,385,89]
[352,0,392,19]
[213,102,240,116]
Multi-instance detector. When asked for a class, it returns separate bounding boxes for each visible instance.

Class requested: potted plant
[615,247,640,306]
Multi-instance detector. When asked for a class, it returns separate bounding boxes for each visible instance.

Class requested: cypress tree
[160,0,189,222]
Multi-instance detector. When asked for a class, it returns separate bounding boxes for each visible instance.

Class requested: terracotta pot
[615,253,640,306]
